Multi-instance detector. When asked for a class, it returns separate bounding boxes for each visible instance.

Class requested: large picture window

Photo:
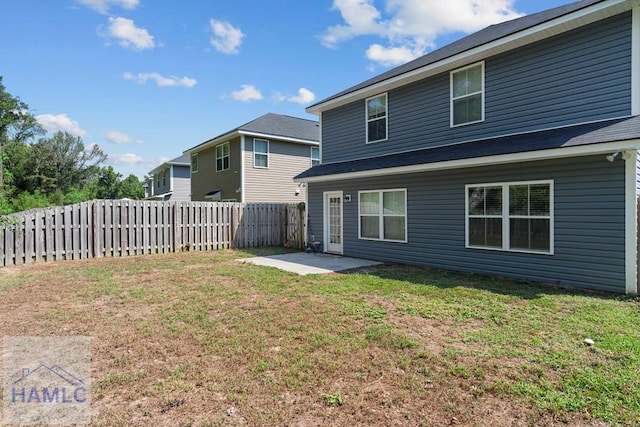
[451,62,484,127]
[216,142,230,171]
[466,180,553,254]
[359,189,406,242]
[366,93,387,143]
[253,139,269,168]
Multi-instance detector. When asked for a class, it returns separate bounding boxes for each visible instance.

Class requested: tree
[95,167,145,200]
[26,131,106,194]
[0,76,43,189]
[95,166,122,199]
[119,174,144,199]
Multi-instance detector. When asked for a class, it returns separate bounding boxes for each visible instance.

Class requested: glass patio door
[324,191,343,254]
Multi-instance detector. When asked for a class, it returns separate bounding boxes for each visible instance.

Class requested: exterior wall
[190,137,242,201]
[307,155,626,293]
[243,137,315,203]
[154,166,171,195]
[170,166,191,201]
[322,12,632,164]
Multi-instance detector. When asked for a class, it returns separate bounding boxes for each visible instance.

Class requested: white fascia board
[184,130,239,155]
[238,130,319,146]
[295,139,640,183]
[307,0,631,114]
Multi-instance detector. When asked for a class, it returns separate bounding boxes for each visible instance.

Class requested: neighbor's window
[216,142,230,171]
[254,139,269,168]
[191,153,198,173]
[311,146,320,166]
[359,189,406,242]
[366,93,387,143]
[466,180,553,253]
[451,62,484,126]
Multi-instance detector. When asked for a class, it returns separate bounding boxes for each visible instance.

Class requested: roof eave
[295,139,640,183]
[306,0,630,115]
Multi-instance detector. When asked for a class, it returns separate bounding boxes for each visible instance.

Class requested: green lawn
[1,248,638,426]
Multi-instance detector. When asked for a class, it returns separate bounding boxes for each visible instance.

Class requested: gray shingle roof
[186,113,319,153]
[167,154,190,165]
[308,0,605,109]
[295,116,640,179]
[238,113,319,142]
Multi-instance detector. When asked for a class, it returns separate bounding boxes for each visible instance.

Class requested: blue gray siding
[308,155,626,293]
[322,12,632,164]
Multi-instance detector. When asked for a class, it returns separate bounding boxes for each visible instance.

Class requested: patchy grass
[0,249,639,426]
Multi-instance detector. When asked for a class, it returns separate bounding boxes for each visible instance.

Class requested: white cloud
[106,130,142,144]
[123,72,197,88]
[108,153,168,167]
[105,17,155,50]
[230,85,263,102]
[365,43,422,66]
[36,114,87,137]
[209,19,245,54]
[322,0,523,66]
[75,0,139,14]
[287,88,316,104]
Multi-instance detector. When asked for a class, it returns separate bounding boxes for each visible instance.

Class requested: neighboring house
[296,0,640,294]
[143,154,191,201]
[185,113,319,202]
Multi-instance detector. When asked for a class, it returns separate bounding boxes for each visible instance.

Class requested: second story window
[451,62,484,127]
[216,142,230,171]
[366,93,387,143]
[311,146,320,166]
[253,139,269,168]
[191,153,198,173]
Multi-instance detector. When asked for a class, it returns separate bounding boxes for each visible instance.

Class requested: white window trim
[216,142,230,172]
[253,138,269,169]
[191,153,198,174]
[358,188,407,243]
[450,61,485,128]
[365,93,388,144]
[311,146,320,166]
[465,179,554,255]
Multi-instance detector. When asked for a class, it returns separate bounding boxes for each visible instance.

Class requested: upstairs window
[216,142,230,171]
[253,139,269,168]
[451,62,484,127]
[191,153,198,173]
[366,93,387,143]
[311,146,320,166]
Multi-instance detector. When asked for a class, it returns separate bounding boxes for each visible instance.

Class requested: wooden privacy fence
[0,200,306,267]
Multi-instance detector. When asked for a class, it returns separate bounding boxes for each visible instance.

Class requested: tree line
[0,76,144,215]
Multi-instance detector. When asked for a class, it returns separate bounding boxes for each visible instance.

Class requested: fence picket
[1,200,305,267]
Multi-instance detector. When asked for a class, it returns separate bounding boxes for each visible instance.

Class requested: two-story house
[186,113,319,202]
[143,154,191,201]
[296,0,640,294]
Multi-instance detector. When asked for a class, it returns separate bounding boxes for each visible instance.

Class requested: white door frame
[323,191,343,254]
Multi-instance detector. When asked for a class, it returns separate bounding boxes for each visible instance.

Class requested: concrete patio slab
[239,252,382,275]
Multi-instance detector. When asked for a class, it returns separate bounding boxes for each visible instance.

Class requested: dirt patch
[0,252,613,426]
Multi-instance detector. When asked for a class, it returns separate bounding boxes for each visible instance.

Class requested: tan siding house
[185,113,319,203]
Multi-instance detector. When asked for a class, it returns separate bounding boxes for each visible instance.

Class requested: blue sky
[1,0,571,178]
